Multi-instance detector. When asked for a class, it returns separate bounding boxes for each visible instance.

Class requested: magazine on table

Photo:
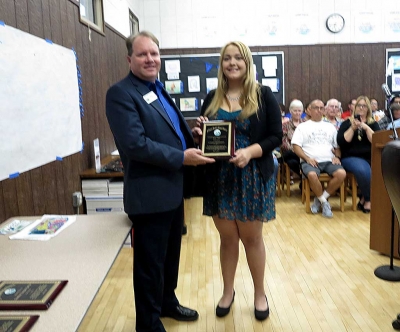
[0,219,36,235]
[9,215,76,241]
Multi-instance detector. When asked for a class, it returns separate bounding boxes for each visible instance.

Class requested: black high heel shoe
[216,290,235,317]
[357,201,363,211]
[362,205,371,213]
[254,296,270,321]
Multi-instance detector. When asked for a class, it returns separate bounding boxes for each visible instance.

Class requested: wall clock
[326,13,345,33]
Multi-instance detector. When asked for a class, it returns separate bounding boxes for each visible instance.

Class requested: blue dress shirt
[147,80,187,151]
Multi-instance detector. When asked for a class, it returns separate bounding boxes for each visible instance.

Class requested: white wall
[104,0,400,47]
[104,0,142,37]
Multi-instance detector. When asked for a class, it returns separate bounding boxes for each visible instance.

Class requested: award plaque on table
[0,280,68,310]
[0,315,39,332]
[200,121,235,159]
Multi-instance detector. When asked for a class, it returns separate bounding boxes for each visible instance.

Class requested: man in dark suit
[106,31,214,332]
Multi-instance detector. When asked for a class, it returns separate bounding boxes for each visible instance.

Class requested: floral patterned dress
[203,109,276,222]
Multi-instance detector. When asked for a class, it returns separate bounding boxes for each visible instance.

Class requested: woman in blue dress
[196,41,282,320]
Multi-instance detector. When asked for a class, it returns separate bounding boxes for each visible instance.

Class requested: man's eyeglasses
[356,104,367,109]
[311,106,325,111]
[328,105,340,109]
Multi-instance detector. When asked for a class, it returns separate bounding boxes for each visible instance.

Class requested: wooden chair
[276,163,281,197]
[302,173,345,213]
[280,162,292,197]
[345,172,358,211]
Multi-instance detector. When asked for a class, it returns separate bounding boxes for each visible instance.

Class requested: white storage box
[85,196,132,247]
[86,196,124,214]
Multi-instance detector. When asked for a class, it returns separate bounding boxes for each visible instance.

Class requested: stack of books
[108,179,123,197]
[82,179,109,197]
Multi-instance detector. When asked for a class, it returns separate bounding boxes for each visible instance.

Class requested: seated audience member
[324,99,342,130]
[284,103,307,120]
[280,103,290,124]
[370,98,385,121]
[281,99,305,177]
[378,94,400,130]
[303,102,311,120]
[386,96,400,130]
[337,96,379,213]
[341,99,356,119]
[292,99,346,218]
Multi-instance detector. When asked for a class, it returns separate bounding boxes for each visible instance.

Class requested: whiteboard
[0,24,82,181]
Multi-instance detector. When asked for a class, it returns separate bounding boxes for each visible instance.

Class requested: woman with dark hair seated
[337,96,380,213]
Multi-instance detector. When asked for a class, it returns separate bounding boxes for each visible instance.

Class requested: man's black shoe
[393,318,400,330]
[161,305,199,321]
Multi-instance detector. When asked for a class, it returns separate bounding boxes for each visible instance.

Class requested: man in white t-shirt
[291,99,346,218]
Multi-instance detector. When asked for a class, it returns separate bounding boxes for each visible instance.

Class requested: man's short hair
[126,31,160,56]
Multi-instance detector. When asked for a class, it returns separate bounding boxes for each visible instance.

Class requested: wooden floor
[79,188,400,332]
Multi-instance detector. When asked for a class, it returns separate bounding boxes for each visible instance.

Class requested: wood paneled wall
[163,42,399,108]
[0,0,128,221]
[0,0,399,222]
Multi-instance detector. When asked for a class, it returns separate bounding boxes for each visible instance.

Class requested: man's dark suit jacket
[106,72,195,215]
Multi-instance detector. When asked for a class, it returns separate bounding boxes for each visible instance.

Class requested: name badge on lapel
[143,91,158,104]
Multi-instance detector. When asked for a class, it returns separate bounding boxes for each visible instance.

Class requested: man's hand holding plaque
[199,120,235,159]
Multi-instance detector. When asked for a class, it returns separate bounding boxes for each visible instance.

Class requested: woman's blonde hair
[204,41,261,119]
[352,95,374,124]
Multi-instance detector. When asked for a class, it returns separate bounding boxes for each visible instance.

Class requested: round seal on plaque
[4,288,16,295]
[214,129,221,136]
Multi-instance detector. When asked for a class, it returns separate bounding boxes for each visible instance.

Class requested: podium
[370,128,400,258]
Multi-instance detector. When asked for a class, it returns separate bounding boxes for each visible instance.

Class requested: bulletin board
[386,48,400,94]
[159,52,284,119]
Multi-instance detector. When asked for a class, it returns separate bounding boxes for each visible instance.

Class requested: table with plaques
[0,214,131,332]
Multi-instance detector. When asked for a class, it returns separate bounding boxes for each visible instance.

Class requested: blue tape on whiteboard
[56,156,63,161]
[45,39,53,44]
[0,21,5,26]
[9,172,19,179]
[75,53,85,118]
[81,142,84,153]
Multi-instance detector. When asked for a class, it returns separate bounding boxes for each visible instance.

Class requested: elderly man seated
[324,98,342,130]
[291,99,347,218]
